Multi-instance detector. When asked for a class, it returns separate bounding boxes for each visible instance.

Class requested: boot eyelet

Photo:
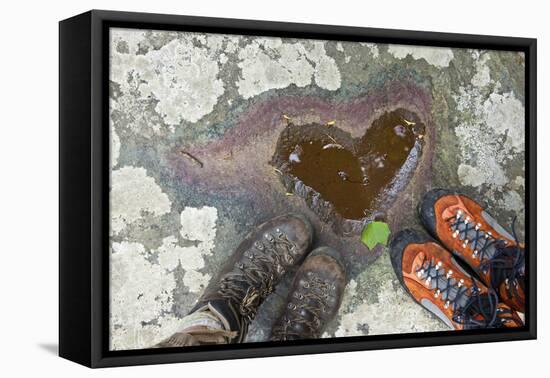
[254,241,264,251]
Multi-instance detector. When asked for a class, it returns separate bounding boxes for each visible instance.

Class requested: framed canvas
[59,10,537,368]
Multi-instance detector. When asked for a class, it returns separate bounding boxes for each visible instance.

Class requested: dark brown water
[278,110,422,220]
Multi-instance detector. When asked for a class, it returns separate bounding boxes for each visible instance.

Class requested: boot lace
[272,273,332,339]
[218,229,297,322]
[445,211,525,301]
[415,256,512,328]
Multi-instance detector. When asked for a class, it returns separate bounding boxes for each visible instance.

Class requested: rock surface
[108,28,525,350]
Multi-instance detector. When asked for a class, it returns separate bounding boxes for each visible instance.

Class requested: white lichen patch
[110,206,218,350]
[328,253,447,338]
[110,241,176,350]
[453,85,524,191]
[180,206,218,242]
[110,166,171,234]
[140,39,225,124]
[111,314,185,351]
[156,236,204,271]
[110,30,344,130]
[360,43,379,58]
[110,28,228,126]
[182,269,212,294]
[514,176,525,189]
[457,162,507,188]
[339,279,358,310]
[483,92,525,152]
[452,50,525,194]
[336,280,448,336]
[111,28,146,55]
[387,44,454,68]
[499,190,524,213]
[111,126,120,168]
[156,206,218,293]
[471,52,492,88]
[236,38,341,99]
[110,92,166,137]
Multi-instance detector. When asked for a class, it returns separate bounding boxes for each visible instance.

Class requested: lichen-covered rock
[108,28,525,350]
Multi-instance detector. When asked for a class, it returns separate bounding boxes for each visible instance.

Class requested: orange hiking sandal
[419,189,525,313]
[390,229,523,330]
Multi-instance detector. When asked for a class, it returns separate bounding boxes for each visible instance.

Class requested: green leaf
[361,221,391,250]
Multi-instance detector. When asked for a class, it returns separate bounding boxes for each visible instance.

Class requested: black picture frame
[59,9,537,368]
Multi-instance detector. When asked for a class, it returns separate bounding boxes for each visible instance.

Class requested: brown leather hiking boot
[390,230,523,330]
[270,246,346,341]
[186,213,314,344]
[419,189,525,313]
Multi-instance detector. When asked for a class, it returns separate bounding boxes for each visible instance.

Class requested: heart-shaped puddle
[272,109,425,232]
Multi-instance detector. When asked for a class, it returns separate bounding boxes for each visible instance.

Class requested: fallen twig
[325,134,339,144]
[180,150,204,168]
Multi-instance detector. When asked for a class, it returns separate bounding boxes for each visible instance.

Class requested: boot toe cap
[418,188,456,236]
[389,229,431,289]
[279,213,314,254]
